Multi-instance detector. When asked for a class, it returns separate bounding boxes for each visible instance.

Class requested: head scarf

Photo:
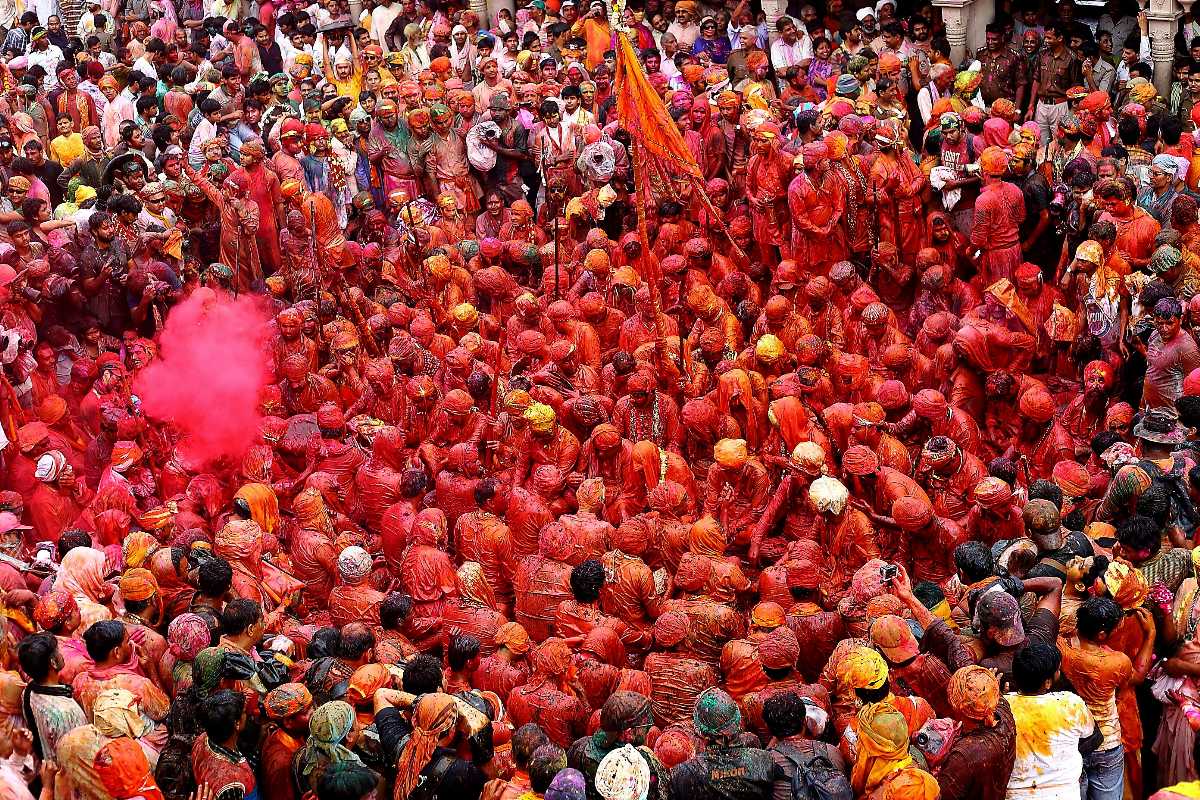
[167,613,211,661]
[393,694,459,800]
[54,547,110,605]
[94,737,161,800]
[495,622,531,655]
[118,568,157,602]
[852,703,913,795]
[1103,560,1149,610]
[234,483,279,536]
[302,702,363,776]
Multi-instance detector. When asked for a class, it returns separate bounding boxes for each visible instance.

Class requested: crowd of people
[11,0,1200,798]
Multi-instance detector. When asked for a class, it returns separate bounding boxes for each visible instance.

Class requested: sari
[53,548,113,629]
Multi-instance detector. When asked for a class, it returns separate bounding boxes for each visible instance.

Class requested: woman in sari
[148,548,193,620]
[162,614,212,697]
[440,562,507,657]
[52,547,113,629]
[233,483,280,542]
[852,703,939,798]
[399,509,461,627]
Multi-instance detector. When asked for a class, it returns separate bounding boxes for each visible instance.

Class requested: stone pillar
[933,0,971,64]
[1146,0,1181,96]
[481,0,511,26]
[763,0,786,43]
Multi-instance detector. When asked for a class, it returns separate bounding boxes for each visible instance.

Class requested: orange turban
[118,568,158,602]
[495,622,531,655]
[947,665,1000,724]
[979,145,1009,175]
[713,438,748,468]
[1052,460,1090,497]
[1019,388,1056,423]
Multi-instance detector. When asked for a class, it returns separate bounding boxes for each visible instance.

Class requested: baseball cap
[870,614,919,663]
[0,512,32,536]
[973,589,1024,647]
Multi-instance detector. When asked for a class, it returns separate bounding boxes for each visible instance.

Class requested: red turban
[654,610,691,647]
[787,559,821,589]
[1185,367,1200,396]
[1019,388,1056,423]
[876,380,909,411]
[973,477,1013,508]
[443,389,473,413]
[891,496,934,531]
[912,389,948,420]
[1052,460,1090,497]
[316,402,344,429]
[757,627,800,670]
[842,445,880,475]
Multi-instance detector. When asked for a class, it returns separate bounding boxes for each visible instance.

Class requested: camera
[1049,183,1068,215]
[879,563,900,583]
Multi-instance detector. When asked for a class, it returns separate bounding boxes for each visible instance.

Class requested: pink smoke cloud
[133,290,273,468]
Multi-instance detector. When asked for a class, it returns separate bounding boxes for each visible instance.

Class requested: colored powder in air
[133,289,272,468]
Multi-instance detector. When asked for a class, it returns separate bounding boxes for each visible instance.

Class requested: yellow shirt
[50,133,84,166]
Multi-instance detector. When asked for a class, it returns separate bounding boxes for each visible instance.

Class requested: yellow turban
[524,402,557,432]
[755,334,785,362]
[425,254,451,279]
[839,645,889,690]
[451,303,478,324]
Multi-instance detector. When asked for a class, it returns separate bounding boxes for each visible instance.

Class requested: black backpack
[774,742,853,800]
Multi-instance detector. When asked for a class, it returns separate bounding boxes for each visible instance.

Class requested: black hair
[1118,116,1140,146]
[308,627,341,659]
[912,581,945,610]
[529,744,567,793]
[56,529,92,560]
[197,688,245,742]
[854,684,890,704]
[447,634,481,671]
[570,559,605,603]
[474,478,499,507]
[401,653,443,694]
[17,633,59,682]
[199,98,221,115]
[1178,396,1200,429]
[400,469,427,498]
[1076,596,1122,639]
[988,457,1018,484]
[954,540,994,583]
[1027,479,1063,509]
[197,556,233,598]
[1117,514,1162,553]
[1136,482,1171,527]
[1012,641,1061,693]
[764,664,792,681]
[763,691,808,739]
[338,624,375,660]
[380,593,412,630]
[83,620,126,662]
[316,761,377,800]
[219,598,262,636]
[512,723,550,768]
[1091,430,1122,457]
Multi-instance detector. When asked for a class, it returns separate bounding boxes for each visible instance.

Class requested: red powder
[133,290,272,468]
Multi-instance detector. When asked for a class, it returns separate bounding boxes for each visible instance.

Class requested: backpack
[1138,458,1199,535]
[775,742,853,800]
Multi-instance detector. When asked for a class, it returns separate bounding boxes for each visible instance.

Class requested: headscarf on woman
[53,547,113,628]
[852,703,913,795]
[166,613,212,693]
[234,483,280,537]
[393,693,459,800]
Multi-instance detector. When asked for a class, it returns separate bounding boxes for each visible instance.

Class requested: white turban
[337,545,373,582]
[34,450,66,482]
[809,475,849,514]
[855,6,874,21]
